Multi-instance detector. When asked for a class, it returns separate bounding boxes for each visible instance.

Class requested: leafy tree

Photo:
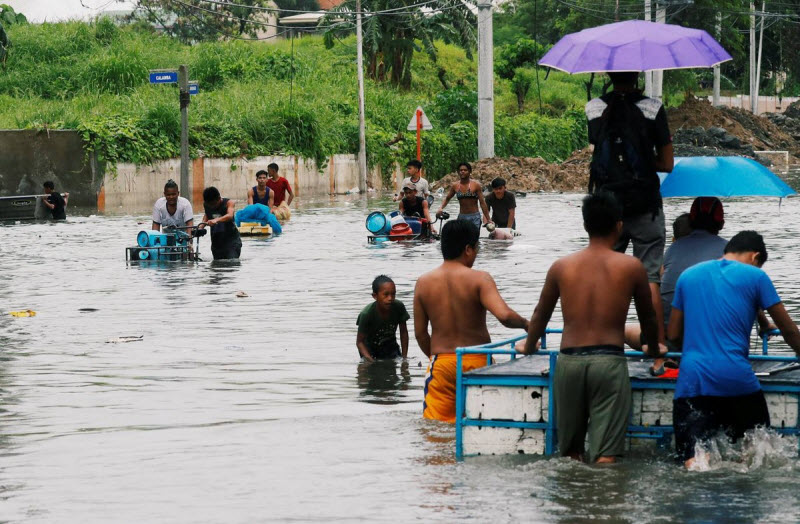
[321,0,475,89]
[132,0,275,42]
[495,38,547,79]
[511,67,536,112]
[0,4,27,66]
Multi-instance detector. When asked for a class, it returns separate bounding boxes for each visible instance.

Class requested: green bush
[496,111,586,163]
[431,87,477,127]
[0,20,599,181]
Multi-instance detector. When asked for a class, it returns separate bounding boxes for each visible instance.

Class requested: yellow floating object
[10,310,36,317]
[238,222,272,236]
[273,202,291,221]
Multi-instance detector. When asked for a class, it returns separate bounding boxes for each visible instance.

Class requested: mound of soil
[672,126,762,162]
[784,100,800,120]
[765,112,800,142]
[667,96,800,157]
[428,96,800,194]
[431,150,591,193]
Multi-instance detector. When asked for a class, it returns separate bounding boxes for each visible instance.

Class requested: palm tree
[322,0,475,89]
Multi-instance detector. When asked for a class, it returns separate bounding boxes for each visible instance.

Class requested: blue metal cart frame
[455,328,798,460]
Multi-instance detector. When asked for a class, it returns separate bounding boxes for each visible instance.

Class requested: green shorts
[554,351,631,462]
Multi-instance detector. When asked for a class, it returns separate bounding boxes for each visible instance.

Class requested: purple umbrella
[539,20,732,74]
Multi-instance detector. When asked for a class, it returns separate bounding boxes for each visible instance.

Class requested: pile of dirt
[672,126,761,161]
[784,100,800,120]
[764,112,800,142]
[431,149,591,193]
[428,96,800,194]
[667,96,800,157]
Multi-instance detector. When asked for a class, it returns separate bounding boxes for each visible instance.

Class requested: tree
[321,0,475,89]
[511,67,536,112]
[132,0,276,42]
[0,3,27,66]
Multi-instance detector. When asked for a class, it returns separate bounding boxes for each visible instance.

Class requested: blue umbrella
[659,156,796,198]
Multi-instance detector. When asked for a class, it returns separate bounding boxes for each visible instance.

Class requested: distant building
[279,0,345,39]
[318,0,346,8]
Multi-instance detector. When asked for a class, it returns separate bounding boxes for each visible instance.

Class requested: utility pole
[652,3,666,100]
[355,0,367,193]
[178,64,190,198]
[750,2,756,114]
[755,0,765,115]
[713,12,721,106]
[477,0,494,159]
[644,0,652,97]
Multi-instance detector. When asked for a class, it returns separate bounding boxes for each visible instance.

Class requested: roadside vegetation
[0,12,703,180]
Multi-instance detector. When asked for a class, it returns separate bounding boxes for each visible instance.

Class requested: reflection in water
[356,359,412,405]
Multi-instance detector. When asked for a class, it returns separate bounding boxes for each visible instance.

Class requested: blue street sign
[149,71,178,84]
[189,83,199,95]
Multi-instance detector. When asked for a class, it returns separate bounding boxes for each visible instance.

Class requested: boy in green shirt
[356,275,410,361]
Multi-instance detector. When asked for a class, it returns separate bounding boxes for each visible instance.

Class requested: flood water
[3,173,800,522]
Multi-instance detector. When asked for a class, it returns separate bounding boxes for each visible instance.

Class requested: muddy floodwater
[3,174,800,522]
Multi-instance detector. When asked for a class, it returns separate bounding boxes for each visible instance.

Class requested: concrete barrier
[101,154,406,212]
[0,129,100,206]
[0,127,411,212]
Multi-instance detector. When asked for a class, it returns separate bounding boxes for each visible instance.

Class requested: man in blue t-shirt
[668,231,800,468]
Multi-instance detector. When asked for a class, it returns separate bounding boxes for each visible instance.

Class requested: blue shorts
[458,212,482,231]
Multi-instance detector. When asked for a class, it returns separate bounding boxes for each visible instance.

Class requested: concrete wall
[0,130,100,206]
[101,154,404,212]
[706,95,800,114]
[0,127,403,212]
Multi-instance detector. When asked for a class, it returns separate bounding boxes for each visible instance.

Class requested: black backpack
[589,93,661,217]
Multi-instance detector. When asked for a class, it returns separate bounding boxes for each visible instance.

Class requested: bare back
[554,247,651,348]
[416,261,519,355]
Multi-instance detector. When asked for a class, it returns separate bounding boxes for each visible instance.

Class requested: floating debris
[79,308,99,313]
[9,310,36,317]
[235,291,249,298]
[106,335,144,344]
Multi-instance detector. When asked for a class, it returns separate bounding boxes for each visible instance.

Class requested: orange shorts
[423,353,488,423]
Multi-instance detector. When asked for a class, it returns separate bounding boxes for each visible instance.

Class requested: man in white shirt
[152,179,194,231]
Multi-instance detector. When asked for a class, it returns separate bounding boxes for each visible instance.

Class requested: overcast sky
[6,0,137,23]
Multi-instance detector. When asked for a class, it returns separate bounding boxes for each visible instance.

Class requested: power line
[192,0,445,15]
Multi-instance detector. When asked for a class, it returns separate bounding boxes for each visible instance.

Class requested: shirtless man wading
[520,191,664,463]
[414,220,529,423]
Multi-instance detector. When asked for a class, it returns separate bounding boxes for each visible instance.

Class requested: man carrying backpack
[586,72,674,360]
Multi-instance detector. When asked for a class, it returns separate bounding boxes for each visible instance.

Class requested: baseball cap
[403,182,417,190]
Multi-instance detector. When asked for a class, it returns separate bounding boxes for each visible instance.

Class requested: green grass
[0,20,597,179]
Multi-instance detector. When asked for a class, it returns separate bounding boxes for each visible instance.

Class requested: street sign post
[148,67,192,196]
[406,106,432,161]
[149,71,178,84]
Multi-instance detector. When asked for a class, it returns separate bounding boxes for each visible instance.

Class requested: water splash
[689,427,797,472]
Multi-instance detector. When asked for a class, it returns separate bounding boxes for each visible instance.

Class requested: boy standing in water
[356,275,410,362]
[42,181,68,220]
[519,192,663,463]
[397,160,432,207]
[199,186,242,260]
[485,177,516,229]
[247,170,274,208]
[415,220,529,423]
[265,163,293,209]
[669,231,800,469]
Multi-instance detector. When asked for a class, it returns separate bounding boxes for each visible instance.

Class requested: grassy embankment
[1,19,599,180]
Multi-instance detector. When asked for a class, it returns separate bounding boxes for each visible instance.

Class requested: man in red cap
[626,197,773,373]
